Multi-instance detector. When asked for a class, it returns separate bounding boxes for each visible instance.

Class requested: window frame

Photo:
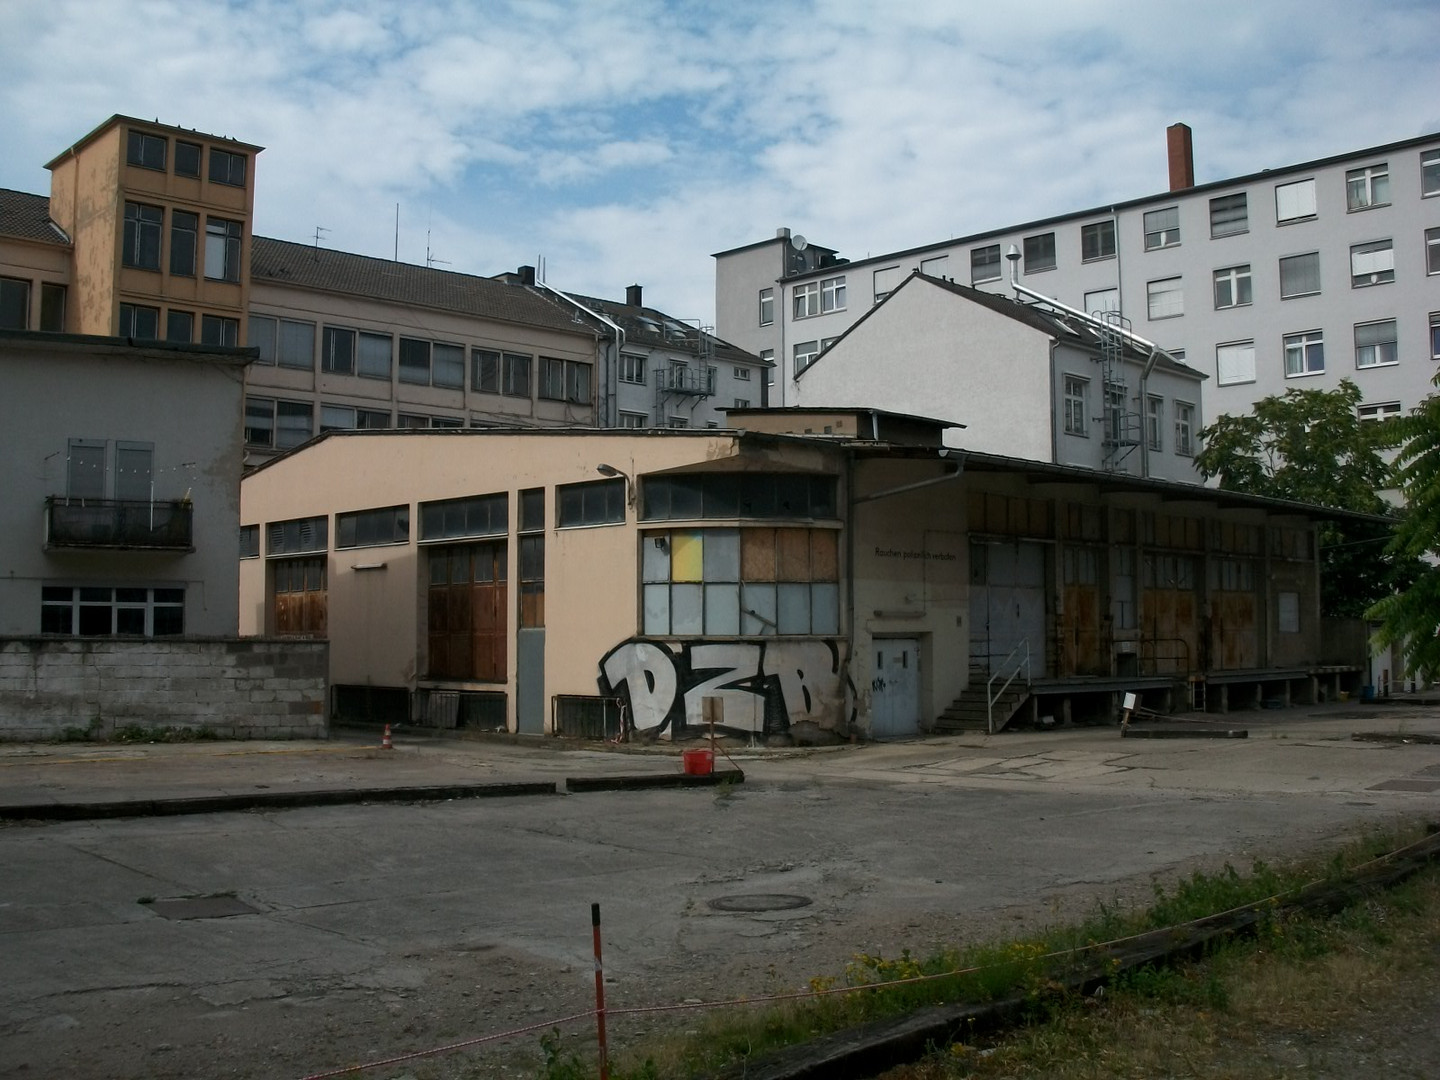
[619,353,647,384]
[793,340,819,375]
[1354,319,1398,369]
[1345,162,1390,211]
[1423,149,1440,197]
[1278,252,1321,300]
[1213,264,1252,309]
[41,584,184,637]
[758,288,774,326]
[209,148,247,187]
[122,202,163,271]
[1357,401,1401,423]
[1143,206,1181,250]
[1350,239,1395,287]
[39,282,65,332]
[1426,227,1440,276]
[1209,192,1248,238]
[539,356,593,404]
[126,132,167,171]
[1146,395,1164,452]
[792,282,819,319]
[1080,220,1116,262]
[819,275,846,313]
[970,245,1001,284]
[1146,277,1184,320]
[1216,340,1256,386]
[0,276,29,330]
[200,314,238,347]
[1283,329,1325,378]
[1083,288,1118,316]
[557,479,626,528]
[1063,375,1089,436]
[1275,178,1317,224]
[119,302,160,339]
[203,217,242,282]
[166,309,193,343]
[1174,401,1196,457]
[336,505,410,550]
[322,326,356,375]
[1022,232,1056,274]
[174,141,201,178]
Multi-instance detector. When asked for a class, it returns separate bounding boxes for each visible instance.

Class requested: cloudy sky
[3,0,1438,326]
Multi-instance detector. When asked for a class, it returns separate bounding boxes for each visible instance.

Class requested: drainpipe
[1009,245,1178,479]
[533,277,625,427]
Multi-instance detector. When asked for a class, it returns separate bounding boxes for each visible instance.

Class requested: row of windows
[248,315,594,402]
[127,130,247,186]
[41,584,185,637]
[120,302,238,346]
[1214,314,1439,386]
[619,355,754,386]
[0,277,65,331]
[244,397,484,448]
[122,201,242,281]
[825,149,1440,295]
[248,480,627,560]
[1061,379,1196,456]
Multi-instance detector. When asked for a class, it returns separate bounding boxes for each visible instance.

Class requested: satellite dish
[792,234,808,252]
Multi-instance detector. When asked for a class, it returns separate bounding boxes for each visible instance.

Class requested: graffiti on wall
[597,639,848,739]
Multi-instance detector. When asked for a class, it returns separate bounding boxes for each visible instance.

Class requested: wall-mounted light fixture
[596,463,637,508]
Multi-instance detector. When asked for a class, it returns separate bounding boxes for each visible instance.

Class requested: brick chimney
[1167,123,1194,192]
[625,284,642,307]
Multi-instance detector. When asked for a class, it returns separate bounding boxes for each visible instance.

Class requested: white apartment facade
[716,126,1440,435]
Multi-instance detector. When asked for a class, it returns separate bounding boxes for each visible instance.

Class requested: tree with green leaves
[1194,379,1418,618]
[1367,378,1440,682]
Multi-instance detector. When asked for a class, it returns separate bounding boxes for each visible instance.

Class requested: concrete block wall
[0,638,328,741]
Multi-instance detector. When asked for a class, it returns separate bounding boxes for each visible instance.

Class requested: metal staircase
[1096,311,1142,472]
[934,665,1032,734]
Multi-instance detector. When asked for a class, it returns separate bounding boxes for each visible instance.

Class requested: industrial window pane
[742,583,777,635]
[279,320,316,369]
[704,584,741,635]
[702,529,740,581]
[970,245,1001,283]
[741,528,777,580]
[670,531,703,582]
[1023,232,1055,273]
[158,309,187,342]
[399,338,430,384]
[40,283,65,332]
[811,583,839,634]
[433,343,465,388]
[671,583,703,635]
[642,534,670,582]
[643,583,670,635]
[1209,193,1248,237]
[776,583,810,634]
[0,277,30,329]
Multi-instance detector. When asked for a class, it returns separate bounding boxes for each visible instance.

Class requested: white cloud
[2,0,1438,327]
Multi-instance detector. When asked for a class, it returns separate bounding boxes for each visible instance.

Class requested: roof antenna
[312,225,329,251]
[393,203,399,261]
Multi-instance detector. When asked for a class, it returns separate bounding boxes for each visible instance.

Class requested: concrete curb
[0,769,746,823]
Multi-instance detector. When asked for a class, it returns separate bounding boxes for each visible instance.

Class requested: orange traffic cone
[380,724,394,751]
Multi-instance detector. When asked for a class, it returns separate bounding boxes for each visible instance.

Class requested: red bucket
[682,748,714,776]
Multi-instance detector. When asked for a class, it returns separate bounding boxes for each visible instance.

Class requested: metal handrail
[987,640,1031,735]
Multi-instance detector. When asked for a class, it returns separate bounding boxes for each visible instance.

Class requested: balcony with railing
[653,365,716,397]
[45,497,195,551]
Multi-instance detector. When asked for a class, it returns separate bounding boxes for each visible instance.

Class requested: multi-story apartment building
[2,115,762,466]
[559,284,769,430]
[716,125,1440,436]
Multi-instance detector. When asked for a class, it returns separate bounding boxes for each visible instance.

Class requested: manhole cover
[707,893,812,913]
[145,895,258,920]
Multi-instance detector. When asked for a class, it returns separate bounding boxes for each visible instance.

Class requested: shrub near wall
[0,638,328,741]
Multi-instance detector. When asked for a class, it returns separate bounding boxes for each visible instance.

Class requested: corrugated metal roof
[0,189,69,246]
[249,237,597,336]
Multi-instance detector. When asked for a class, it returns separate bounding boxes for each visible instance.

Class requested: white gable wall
[791,278,1055,460]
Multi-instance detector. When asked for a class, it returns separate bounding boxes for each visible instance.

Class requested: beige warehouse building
[240,410,1358,739]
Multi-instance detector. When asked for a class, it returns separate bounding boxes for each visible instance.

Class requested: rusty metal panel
[1060,585,1105,675]
[1140,588,1199,674]
[1212,592,1258,669]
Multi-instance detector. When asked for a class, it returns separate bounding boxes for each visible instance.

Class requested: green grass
[531,822,1438,1080]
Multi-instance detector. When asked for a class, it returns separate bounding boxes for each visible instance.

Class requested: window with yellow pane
[641,527,839,636]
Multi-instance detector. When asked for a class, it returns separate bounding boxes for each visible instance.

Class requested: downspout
[1010,242,1179,479]
[534,279,625,427]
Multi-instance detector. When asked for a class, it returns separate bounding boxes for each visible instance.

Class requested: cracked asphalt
[2,702,1438,1079]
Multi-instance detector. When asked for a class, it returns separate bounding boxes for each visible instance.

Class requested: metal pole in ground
[591,902,609,1080]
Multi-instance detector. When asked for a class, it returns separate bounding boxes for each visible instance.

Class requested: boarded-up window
[273,556,327,636]
[428,542,507,681]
